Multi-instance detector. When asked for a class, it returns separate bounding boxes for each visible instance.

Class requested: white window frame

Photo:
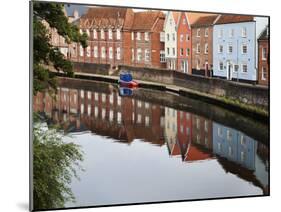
[144,32,149,41]
[108,29,113,39]
[116,47,121,60]
[196,43,201,53]
[131,32,134,40]
[93,29,97,39]
[116,29,121,40]
[229,29,234,38]
[137,32,141,40]
[262,47,267,60]
[197,29,201,37]
[204,43,208,54]
[241,43,248,54]
[160,50,166,63]
[101,46,106,58]
[109,47,113,59]
[180,34,184,42]
[145,49,150,62]
[205,28,208,37]
[262,66,267,80]
[86,46,90,57]
[241,63,248,73]
[137,48,142,61]
[219,61,224,71]
[167,47,170,56]
[172,48,175,56]
[100,29,105,39]
[79,45,84,57]
[218,44,223,54]
[131,48,134,61]
[228,43,233,54]
[94,46,98,58]
[218,29,223,38]
[196,59,200,70]
[172,33,175,41]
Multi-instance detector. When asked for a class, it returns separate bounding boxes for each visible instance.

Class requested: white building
[163,11,180,70]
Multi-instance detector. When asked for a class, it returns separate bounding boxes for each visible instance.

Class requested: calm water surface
[33,78,269,208]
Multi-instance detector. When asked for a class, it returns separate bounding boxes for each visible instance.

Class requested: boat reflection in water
[33,78,269,208]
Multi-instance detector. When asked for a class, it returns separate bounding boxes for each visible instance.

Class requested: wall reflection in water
[33,82,269,195]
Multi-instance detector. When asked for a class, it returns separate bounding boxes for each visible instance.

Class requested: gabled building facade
[164,11,179,70]
[191,15,219,77]
[258,26,269,86]
[213,15,268,83]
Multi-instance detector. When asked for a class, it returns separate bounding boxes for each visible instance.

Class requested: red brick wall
[258,40,269,86]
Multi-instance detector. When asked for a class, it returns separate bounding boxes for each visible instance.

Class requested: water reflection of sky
[33,79,269,207]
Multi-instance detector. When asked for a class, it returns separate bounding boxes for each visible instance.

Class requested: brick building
[258,26,269,86]
[191,15,219,76]
[73,7,166,69]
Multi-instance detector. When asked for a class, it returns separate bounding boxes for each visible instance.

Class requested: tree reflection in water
[33,114,84,210]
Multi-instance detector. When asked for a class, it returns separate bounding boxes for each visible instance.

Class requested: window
[219,29,223,38]
[172,33,175,41]
[169,18,173,25]
[241,27,247,37]
[79,46,84,56]
[227,130,232,141]
[229,29,234,37]
[186,34,190,41]
[234,64,239,72]
[116,29,121,40]
[131,32,134,40]
[100,29,105,39]
[205,28,209,37]
[93,29,97,39]
[86,29,90,36]
[180,48,184,56]
[196,43,200,53]
[167,33,170,41]
[116,47,121,60]
[204,43,208,54]
[186,48,190,56]
[160,50,166,63]
[218,45,223,53]
[180,34,184,42]
[219,61,224,71]
[228,43,233,54]
[241,63,248,73]
[86,46,90,57]
[109,47,113,59]
[197,29,200,37]
[262,47,267,60]
[137,32,141,40]
[101,46,106,58]
[241,44,248,54]
[218,127,223,137]
[196,59,200,70]
[160,32,165,42]
[131,48,134,61]
[145,49,150,62]
[262,66,267,80]
[94,46,98,58]
[144,32,149,41]
[108,29,112,39]
[183,18,186,25]
[240,134,246,145]
[137,48,142,61]
[241,151,245,162]
[172,48,175,56]
[167,47,170,55]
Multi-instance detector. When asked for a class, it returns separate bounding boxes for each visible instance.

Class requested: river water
[33,77,269,209]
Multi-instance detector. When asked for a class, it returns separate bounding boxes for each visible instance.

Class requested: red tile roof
[172,12,181,25]
[191,15,219,28]
[132,11,165,31]
[215,15,254,25]
[185,12,214,26]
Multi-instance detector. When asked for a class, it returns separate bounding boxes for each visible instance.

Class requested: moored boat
[119,72,139,88]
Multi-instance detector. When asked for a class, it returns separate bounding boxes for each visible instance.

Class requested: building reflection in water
[33,83,269,195]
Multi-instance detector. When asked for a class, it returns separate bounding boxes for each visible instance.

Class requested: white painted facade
[164,11,178,70]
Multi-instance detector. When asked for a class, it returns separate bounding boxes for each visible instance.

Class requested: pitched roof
[258,26,269,40]
[132,11,165,31]
[172,11,181,25]
[79,7,134,29]
[215,14,254,25]
[185,12,214,26]
[191,15,219,28]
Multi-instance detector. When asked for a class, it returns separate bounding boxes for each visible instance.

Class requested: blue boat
[119,72,139,87]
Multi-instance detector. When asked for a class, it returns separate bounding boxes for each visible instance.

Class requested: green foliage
[33,118,84,210]
[33,1,88,95]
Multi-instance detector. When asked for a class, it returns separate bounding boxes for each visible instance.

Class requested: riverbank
[54,71,268,122]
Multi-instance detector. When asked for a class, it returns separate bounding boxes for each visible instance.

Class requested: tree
[33,115,84,210]
[32,1,88,95]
